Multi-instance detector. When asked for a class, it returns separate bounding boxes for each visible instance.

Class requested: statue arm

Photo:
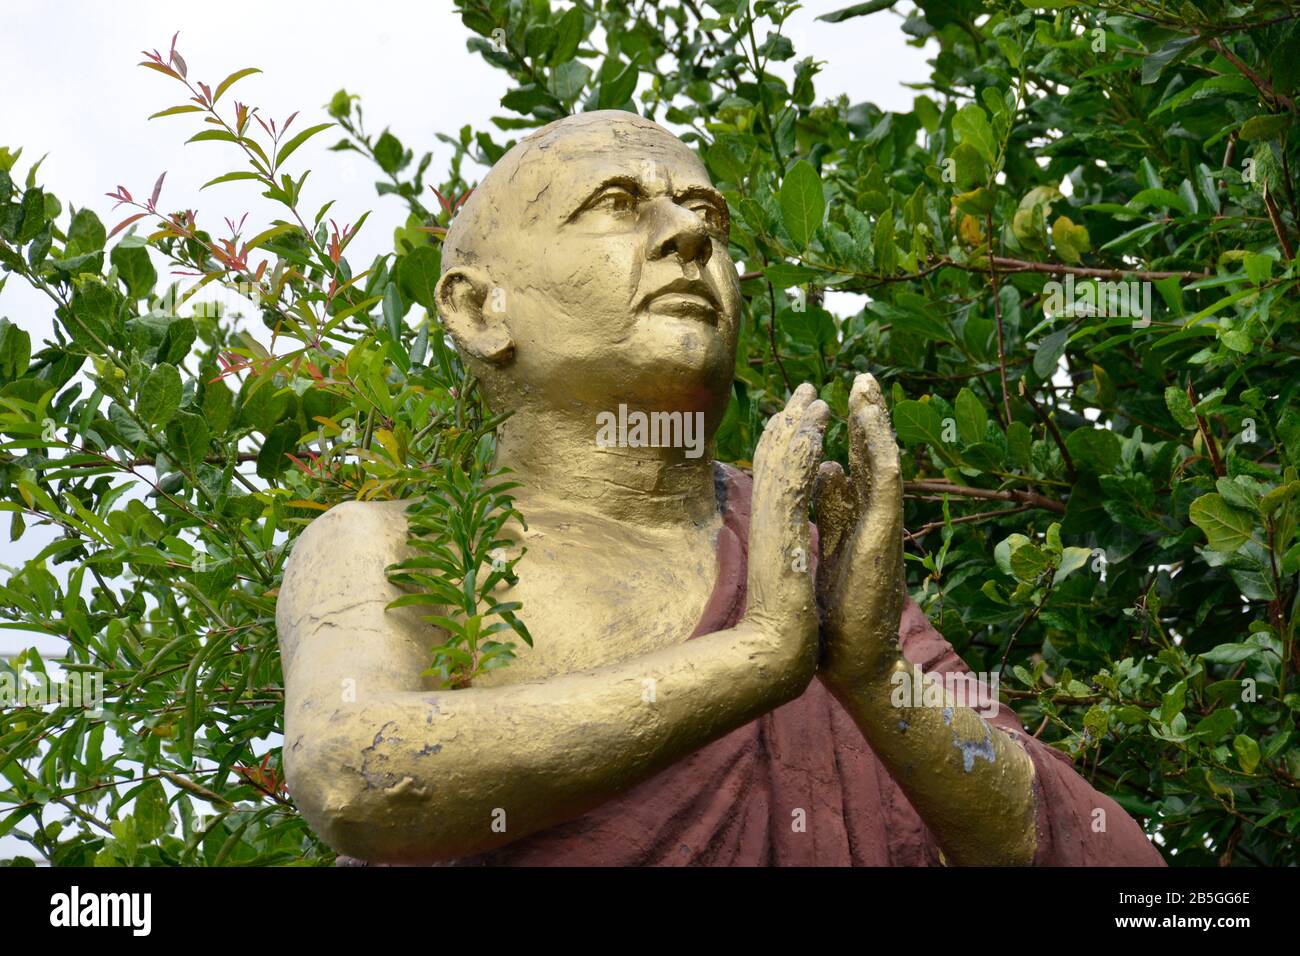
[831,604,1164,866]
[826,655,1038,866]
[278,389,828,864]
[283,606,801,864]
[815,374,1035,865]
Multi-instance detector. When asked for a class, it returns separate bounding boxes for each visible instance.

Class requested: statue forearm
[825,654,1038,866]
[285,619,809,864]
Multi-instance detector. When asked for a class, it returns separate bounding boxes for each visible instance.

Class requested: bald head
[442,111,709,276]
[433,109,741,422]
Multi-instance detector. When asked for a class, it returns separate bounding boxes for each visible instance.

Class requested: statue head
[435,111,741,431]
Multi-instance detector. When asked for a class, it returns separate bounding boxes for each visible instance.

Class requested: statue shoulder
[286,498,411,572]
[276,500,413,656]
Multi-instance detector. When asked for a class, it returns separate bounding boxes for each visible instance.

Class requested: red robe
[384,464,1166,866]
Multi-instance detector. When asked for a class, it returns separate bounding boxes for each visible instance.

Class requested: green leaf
[213,67,261,104]
[1238,113,1292,142]
[1201,642,1266,664]
[817,1,896,22]
[202,381,235,436]
[165,411,210,469]
[1051,215,1090,264]
[953,186,995,216]
[200,171,264,190]
[138,363,182,425]
[373,131,406,175]
[948,142,987,191]
[1141,35,1198,86]
[396,245,441,312]
[132,780,169,842]
[995,533,1051,583]
[1009,541,1051,582]
[953,388,987,446]
[68,281,121,348]
[1065,429,1120,474]
[1161,680,1187,726]
[551,6,585,63]
[382,282,404,339]
[275,123,333,167]
[893,399,945,447]
[596,61,638,110]
[1129,187,1189,214]
[1233,734,1260,774]
[952,104,998,165]
[186,129,240,146]
[551,60,591,103]
[1053,546,1092,585]
[257,421,301,479]
[148,104,204,120]
[1164,385,1197,429]
[1243,252,1272,285]
[110,243,157,299]
[1189,493,1254,553]
[1033,328,1069,378]
[0,320,31,382]
[66,208,106,257]
[778,160,825,250]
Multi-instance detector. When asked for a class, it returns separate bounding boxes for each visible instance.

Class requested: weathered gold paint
[276,111,1036,866]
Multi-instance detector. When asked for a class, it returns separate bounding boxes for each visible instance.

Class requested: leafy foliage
[386,436,532,689]
[2,0,1299,865]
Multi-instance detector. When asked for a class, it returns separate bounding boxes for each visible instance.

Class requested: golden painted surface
[275,111,1035,865]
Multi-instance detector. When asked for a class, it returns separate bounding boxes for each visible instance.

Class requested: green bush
[1,0,1297,865]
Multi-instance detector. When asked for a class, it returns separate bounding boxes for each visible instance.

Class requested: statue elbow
[287,734,476,864]
[285,740,379,860]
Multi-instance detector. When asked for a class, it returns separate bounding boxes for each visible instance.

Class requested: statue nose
[648,199,713,268]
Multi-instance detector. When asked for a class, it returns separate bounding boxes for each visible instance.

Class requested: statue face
[447,114,742,422]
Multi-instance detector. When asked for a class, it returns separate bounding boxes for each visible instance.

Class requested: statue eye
[689,202,724,232]
[592,186,639,215]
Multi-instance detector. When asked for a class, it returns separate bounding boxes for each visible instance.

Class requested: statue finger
[846,373,884,502]
[813,460,854,573]
[753,382,815,478]
[856,389,903,529]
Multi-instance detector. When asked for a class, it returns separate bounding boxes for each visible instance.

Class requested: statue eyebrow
[566,176,647,221]
[565,177,729,227]
[676,185,728,215]
[676,185,730,231]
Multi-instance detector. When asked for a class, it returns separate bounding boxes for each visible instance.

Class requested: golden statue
[275,111,1163,867]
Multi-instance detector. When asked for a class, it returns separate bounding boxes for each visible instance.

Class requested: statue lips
[639,276,721,324]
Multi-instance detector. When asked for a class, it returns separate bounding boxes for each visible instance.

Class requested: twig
[981,257,1210,281]
[904,504,1034,542]
[1020,382,1076,481]
[904,480,1066,514]
[1186,379,1226,477]
[1208,37,1295,112]
[988,211,1013,425]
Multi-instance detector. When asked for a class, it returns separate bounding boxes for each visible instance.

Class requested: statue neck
[491,405,720,529]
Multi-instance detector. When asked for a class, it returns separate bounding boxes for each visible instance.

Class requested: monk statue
[275,111,1164,866]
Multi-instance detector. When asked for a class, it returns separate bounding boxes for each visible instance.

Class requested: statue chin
[626,326,737,402]
[505,340,735,419]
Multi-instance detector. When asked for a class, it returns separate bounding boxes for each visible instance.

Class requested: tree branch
[904,480,1066,514]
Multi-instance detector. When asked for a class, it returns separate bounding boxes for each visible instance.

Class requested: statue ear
[435,266,515,366]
